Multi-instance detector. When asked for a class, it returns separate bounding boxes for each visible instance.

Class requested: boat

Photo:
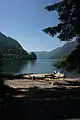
[53,72,65,78]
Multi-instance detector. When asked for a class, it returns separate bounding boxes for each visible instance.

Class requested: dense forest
[0,32,37,60]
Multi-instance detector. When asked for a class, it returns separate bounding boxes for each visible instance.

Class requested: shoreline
[4,76,80,89]
[2,72,80,89]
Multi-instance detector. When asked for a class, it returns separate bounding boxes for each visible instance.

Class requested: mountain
[0,32,37,60]
[50,41,79,59]
[34,41,79,59]
[34,51,49,59]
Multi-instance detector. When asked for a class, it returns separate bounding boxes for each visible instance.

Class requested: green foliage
[65,43,80,71]
[43,0,80,41]
[55,43,80,71]
[54,58,68,69]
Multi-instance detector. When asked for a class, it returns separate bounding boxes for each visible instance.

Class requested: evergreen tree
[43,0,80,71]
[43,0,80,41]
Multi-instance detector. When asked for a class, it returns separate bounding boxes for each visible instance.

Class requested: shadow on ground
[1,84,80,120]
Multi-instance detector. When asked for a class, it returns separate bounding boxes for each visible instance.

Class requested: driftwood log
[1,72,65,80]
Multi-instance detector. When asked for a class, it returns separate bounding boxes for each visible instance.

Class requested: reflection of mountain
[0,59,28,74]
[34,41,78,59]
[28,60,36,67]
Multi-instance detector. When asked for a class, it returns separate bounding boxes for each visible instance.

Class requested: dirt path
[4,77,80,89]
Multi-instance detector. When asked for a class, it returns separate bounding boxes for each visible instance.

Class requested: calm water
[0,59,58,74]
[0,59,79,76]
[18,59,58,74]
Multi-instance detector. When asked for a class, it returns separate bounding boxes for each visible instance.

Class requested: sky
[0,0,64,52]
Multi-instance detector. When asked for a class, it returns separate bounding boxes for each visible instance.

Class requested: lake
[0,59,79,76]
[18,59,59,74]
[0,59,59,74]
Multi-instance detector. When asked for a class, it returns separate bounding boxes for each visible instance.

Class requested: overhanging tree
[43,0,80,41]
[43,0,80,71]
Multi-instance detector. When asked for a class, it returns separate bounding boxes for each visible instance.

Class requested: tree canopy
[43,0,80,71]
[43,0,80,41]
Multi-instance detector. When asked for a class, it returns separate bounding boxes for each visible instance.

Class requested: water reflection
[0,59,28,74]
[28,60,36,67]
[0,59,79,76]
[0,59,58,74]
[19,59,57,74]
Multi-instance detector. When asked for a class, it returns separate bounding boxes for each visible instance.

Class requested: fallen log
[1,72,66,80]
